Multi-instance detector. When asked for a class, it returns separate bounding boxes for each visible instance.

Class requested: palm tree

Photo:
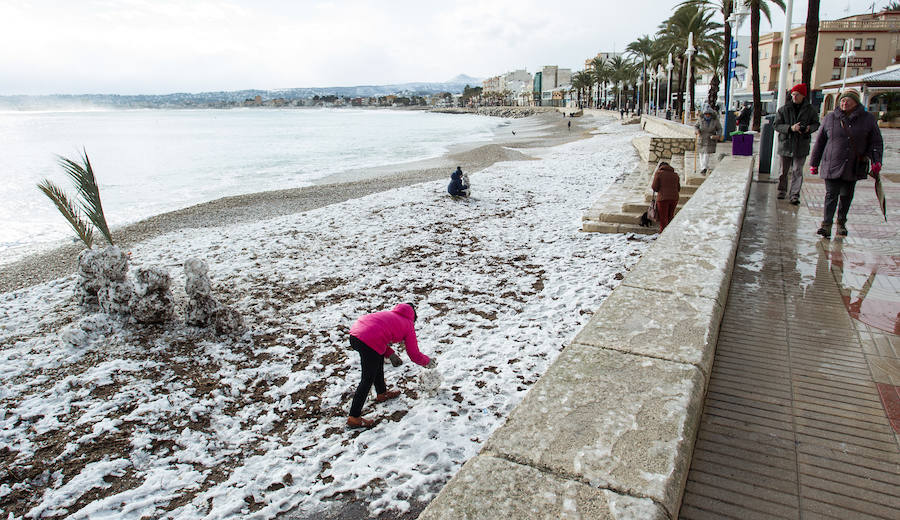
[658,5,721,119]
[679,1,739,113]
[749,0,786,130]
[627,35,657,113]
[37,149,114,248]
[802,0,820,89]
[696,44,725,109]
[607,55,636,110]
[572,71,592,108]
[590,56,609,108]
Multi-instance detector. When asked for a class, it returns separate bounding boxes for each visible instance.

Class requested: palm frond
[57,150,114,245]
[37,179,94,248]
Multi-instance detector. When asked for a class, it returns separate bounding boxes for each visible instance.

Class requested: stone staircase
[582,151,717,234]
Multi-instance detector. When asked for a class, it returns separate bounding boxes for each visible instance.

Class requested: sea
[1,108,504,264]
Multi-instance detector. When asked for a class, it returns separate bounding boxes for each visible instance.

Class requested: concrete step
[643,192,693,204]
[582,221,657,234]
[594,210,646,225]
[623,200,686,213]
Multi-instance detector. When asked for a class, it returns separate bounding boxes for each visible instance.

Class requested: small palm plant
[37,149,114,248]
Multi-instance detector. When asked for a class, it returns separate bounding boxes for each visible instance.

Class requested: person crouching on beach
[347,303,436,429]
[448,166,469,197]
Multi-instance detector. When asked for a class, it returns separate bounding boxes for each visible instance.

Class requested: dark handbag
[647,195,658,221]
[841,118,872,178]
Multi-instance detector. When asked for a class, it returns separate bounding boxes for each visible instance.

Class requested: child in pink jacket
[347,303,436,428]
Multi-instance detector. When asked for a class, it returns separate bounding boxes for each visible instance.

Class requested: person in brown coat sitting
[651,161,681,233]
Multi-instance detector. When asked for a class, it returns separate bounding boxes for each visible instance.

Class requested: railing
[820,20,899,31]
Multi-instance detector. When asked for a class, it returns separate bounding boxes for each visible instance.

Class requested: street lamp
[666,53,674,118]
[656,65,666,117]
[724,1,749,137]
[840,38,856,94]
[683,32,696,124]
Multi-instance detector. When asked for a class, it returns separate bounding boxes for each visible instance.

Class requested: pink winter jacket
[349,303,430,366]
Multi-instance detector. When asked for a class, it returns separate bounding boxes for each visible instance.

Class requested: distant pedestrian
[774,84,820,205]
[809,91,883,239]
[651,161,681,233]
[694,106,723,174]
[568,120,571,131]
[447,166,469,198]
[346,303,436,429]
[736,103,751,132]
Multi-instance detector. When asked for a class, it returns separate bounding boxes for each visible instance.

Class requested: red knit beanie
[790,84,807,97]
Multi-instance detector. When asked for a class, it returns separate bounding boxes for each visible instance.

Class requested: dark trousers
[823,178,857,224]
[657,199,678,232]
[348,335,386,417]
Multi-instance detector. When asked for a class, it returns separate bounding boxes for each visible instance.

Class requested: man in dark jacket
[736,103,751,132]
[809,91,883,238]
[774,84,820,204]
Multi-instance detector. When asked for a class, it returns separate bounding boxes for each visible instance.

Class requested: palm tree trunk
[690,64,696,118]
[802,0,820,89]
[751,0,762,131]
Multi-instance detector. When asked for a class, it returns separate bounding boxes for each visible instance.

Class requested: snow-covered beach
[1,115,652,519]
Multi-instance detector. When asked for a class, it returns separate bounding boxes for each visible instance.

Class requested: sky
[0,0,877,95]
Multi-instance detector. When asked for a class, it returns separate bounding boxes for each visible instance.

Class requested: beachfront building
[536,66,572,106]
[482,69,533,105]
[819,64,900,116]
[742,8,900,114]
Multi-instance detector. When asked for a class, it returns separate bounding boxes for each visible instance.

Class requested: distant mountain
[0,75,485,110]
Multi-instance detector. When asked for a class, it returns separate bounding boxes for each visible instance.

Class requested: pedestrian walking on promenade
[695,106,723,174]
[809,91,883,239]
[736,103,751,132]
[774,84,820,205]
[651,161,681,233]
[346,303,436,428]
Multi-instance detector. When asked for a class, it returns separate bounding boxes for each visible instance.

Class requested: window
[831,68,841,80]
[863,68,872,74]
[794,43,799,56]
[834,38,845,51]
[851,68,860,77]
[762,74,768,84]
[865,38,876,51]
[853,39,862,51]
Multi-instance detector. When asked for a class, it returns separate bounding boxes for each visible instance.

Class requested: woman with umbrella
[809,92,884,238]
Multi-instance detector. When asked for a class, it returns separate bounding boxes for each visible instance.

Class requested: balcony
[820,20,899,31]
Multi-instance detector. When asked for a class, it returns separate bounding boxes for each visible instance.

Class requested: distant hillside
[0,76,484,110]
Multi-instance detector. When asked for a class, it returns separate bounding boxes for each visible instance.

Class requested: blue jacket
[447,168,468,196]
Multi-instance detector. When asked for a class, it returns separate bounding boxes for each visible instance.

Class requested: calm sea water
[1,108,499,261]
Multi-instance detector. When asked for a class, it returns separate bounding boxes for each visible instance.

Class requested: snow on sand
[0,120,652,519]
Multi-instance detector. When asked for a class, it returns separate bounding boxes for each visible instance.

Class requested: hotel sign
[833,57,872,67]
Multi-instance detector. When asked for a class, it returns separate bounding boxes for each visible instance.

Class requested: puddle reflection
[824,243,900,333]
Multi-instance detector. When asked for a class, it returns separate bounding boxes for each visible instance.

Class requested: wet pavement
[680,133,900,518]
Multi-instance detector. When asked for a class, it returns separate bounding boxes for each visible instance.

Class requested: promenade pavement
[679,129,900,519]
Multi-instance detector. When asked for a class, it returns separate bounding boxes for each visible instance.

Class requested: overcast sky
[0,0,874,95]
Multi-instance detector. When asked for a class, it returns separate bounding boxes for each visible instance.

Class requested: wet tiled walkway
[680,167,900,518]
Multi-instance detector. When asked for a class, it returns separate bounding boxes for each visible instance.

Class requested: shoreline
[0,109,606,293]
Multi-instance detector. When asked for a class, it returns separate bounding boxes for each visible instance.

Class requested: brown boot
[375,390,401,403]
[346,416,375,429]
[836,220,848,237]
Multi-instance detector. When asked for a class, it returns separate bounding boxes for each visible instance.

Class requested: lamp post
[656,65,665,117]
[769,0,794,171]
[840,38,856,94]
[724,1,749,138]
[683,32,696,125]
[666,53,674,118]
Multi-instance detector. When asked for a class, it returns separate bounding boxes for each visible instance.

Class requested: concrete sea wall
[420,154,756,519]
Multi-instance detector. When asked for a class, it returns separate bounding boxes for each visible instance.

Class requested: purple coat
[809,105,883,181]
